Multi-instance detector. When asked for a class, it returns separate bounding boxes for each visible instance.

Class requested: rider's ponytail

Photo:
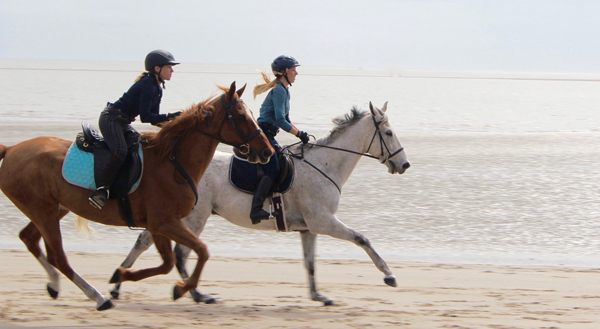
[134,71,166,89]
[134,72,149,83]
[253,71,279,99]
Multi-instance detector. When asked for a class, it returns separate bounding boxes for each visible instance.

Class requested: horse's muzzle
[259,148,273,164]
[391,161,410,174]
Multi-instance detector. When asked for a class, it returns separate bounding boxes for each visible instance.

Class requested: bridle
[197,94,263,154]
[170,94,263,204]
[288,112,404,193]
[365,114,405,164]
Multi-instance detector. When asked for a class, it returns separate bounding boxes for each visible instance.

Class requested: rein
[286,115,404,194]
[170,94,263,204]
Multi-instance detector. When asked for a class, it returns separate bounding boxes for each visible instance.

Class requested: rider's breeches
[99,106,132,161]
[262,133,280,180]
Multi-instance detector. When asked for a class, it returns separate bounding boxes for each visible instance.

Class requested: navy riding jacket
[112,74,169,125]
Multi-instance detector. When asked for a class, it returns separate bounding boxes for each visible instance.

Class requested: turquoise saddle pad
[62,143,143,193]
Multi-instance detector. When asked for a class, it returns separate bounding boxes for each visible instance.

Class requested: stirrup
[250,209,279,225]
[88,187,109,210]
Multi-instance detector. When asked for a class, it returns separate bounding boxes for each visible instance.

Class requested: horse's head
[368,102,410,175]
[214,81,273,164]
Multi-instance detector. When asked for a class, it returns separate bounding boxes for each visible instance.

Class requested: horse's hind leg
[300,230,334,305]
[19,222,61,299]
[308,214,397,287]
[28,211,113,310]
[109,229,155,299]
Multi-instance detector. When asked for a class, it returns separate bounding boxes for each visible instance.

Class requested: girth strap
[118,196,139,229]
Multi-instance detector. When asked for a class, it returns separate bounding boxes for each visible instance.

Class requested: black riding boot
[88,154,124,209]
[250,176,280,224]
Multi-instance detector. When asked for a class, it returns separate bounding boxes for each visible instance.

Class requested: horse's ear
[381,101,388,113]
[369,101,384,118]
[237,83,247,98]
[226,81,237,101]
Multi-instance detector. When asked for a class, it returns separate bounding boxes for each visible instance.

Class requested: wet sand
[1,250,600,328]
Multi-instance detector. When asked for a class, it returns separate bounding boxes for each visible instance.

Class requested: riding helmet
[271,55,300,74]
[145,49,180,72]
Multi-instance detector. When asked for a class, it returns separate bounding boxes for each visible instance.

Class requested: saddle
[229,149,293,232]
[229,148,294,195]
[73,122,143,198]
[62,122,143,228]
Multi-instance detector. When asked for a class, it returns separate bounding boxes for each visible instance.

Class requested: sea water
[1,59,600,266]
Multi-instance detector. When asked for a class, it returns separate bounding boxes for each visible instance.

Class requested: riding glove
[167,111,183,119]
[297,130,310,144]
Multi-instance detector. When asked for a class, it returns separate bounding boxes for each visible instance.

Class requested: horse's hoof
[46,284,59,299]
[97,299,115,311]
[323,299,335,306]
[191,290,217,304]
[384,276,397,287]
[173,284,186,301]
[109,268,122,284]
[203,296,217,304]
[109,289,120,299]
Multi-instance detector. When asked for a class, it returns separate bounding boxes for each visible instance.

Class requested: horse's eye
[385,130,393,136]
[237,114,246,121]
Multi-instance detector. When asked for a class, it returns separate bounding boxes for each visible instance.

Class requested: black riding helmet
[144,49,179,72]
[271,55,300,86]
[271,55,300,75]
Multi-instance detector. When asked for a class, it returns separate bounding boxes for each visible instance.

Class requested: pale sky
[1,0,599,72]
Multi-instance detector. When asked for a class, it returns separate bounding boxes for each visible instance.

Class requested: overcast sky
[1,0,598,72]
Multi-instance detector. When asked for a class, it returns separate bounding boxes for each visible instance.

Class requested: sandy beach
[2,60,600,328]
[0,250,599,329]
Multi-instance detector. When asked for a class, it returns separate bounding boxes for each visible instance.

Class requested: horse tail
[74,216,97,239]
[0,144,6,160]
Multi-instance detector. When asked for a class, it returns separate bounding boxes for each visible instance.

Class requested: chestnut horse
[0,82,273,311]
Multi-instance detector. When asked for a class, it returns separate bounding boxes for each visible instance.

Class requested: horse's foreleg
[309,215,396,287]
[354,230,397,287]
[300,230,334,305]
[109,233,175,285]
[173,213,215,303]
[109,229,155,299]
[19,222,61,299]
[174,243,216,304]
[152,222,209,301]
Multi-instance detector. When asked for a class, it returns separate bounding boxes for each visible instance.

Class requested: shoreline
[2,250,600,328]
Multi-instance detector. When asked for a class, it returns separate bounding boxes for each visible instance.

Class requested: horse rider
[88,49,183,209]
[250,55,311,224]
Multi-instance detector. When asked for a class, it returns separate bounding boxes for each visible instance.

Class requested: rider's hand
[167,111,183,120]
[296,130,310,144]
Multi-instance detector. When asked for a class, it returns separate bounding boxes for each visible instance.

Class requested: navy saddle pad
[228,154,294,195]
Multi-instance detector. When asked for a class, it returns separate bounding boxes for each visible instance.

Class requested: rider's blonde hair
[253,70,284,99]
[133,70,165,88]
[134,72,147,83]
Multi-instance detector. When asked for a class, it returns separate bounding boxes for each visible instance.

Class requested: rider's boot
[250,176,280,224]
[89,154,124,210]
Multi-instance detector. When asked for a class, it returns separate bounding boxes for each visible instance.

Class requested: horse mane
[316,106,368,146]
[288,106,368,153]
[141,100,213,161]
